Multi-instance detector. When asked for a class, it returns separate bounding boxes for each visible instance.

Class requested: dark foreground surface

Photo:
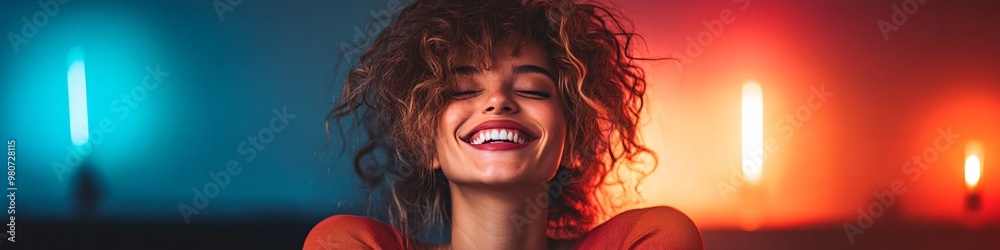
[6,224,999,249]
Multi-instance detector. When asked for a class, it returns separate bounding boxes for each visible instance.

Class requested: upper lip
[462,119,536,142]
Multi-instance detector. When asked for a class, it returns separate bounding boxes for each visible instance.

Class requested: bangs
[424,0,551,74]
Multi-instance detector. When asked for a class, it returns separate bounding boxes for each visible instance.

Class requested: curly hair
[327,0,657,240]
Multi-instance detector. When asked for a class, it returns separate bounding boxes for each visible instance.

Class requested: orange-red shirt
[304,206,703,249]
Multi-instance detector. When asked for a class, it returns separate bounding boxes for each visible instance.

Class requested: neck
[447,183,551,250]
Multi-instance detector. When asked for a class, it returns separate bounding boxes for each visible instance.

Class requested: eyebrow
[453,64,556,81]
[454,66,481,76]
[513,64,556,81]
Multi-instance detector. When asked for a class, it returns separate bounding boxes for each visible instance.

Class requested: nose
[482,89,518,114]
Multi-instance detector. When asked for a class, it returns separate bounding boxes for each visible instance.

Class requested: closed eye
[450,90,482,100]
[516,90,551,99]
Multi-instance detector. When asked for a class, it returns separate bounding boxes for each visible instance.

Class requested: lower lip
[467,140,532,151]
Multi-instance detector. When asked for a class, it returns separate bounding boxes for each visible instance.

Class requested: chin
[461,162,556,186]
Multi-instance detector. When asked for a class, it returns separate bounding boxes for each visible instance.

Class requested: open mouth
[462,119,538,146]
[466,128,533,145]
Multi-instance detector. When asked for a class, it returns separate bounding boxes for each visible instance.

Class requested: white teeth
[469,128,530,145]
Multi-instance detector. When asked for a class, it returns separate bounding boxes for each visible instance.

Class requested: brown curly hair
[327,0,657,240]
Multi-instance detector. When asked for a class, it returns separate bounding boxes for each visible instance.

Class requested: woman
[306,0,702,249]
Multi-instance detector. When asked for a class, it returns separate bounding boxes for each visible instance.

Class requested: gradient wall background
[1,0,998,248]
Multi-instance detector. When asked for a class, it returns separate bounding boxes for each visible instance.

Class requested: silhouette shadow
[72,158,105,222]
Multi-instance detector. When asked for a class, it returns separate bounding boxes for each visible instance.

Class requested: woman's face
[434,42,567,186]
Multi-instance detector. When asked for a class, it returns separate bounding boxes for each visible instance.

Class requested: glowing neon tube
[68,46,89,146]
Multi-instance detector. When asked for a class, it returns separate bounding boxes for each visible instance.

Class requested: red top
[303,206,703,249]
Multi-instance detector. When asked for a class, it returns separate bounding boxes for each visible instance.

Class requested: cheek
[538,104,568,177]
[539,104,567,138]
[438,104,467,139]
[528,102,568,150]
[435,104,469,160]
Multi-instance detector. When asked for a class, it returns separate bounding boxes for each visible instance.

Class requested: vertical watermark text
[5,139,16,243]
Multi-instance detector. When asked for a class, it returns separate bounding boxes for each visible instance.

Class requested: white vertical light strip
[68,46,89,146]
[965,141,984,190]
[742,81,763,183]
[966,155,981,190]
